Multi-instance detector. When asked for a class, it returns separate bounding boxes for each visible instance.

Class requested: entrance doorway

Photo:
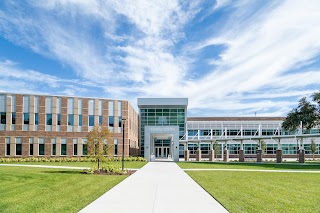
[155,147,170,158]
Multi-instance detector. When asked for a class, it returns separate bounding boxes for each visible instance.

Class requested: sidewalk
[79,162,228,213]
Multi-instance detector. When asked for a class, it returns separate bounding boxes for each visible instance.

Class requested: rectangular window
[5,138,10,156]
[39,138,45,155]
[99,116,102,125]
[23,113,30,124]
[61,138,67,155]
[12,112,16,124]
[89,115,94,126]
[119,116,122,127]
[73,144,78,155]
[0,95,6,115]
[108,101,114,116]
[67,98,74,114]
[51,138,56,156]
[0,112,6,124]
[23,96,30,112]
[79,115,82,126]
[52,144,56,155]
[114,139,118,155]
[108,116,114,127]
[34,113,39,125]
[45,97,52,113]
[82,138,87,155]
[16,138,22,155]
[46,113,52,125]
[30,144,34,156]
[29,138,34,156]
[68,114,74,126]
[57,114,61,125]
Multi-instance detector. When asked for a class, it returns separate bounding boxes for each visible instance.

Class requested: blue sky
[1,0,320,116]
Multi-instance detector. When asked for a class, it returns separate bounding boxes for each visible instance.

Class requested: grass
[177,161,320,170]
[187,170,320,213]
[1,161,147,169]
[0,166,127,213]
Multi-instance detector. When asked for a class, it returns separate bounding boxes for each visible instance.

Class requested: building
[0,93,139,158]
[1,94,320,161]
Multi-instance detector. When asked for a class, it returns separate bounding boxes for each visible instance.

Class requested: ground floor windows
[244,144,258,154]
[82,138,87,156]
[266,144,277,154]
[200,144,210,154]
[39,138,45,156]
[5,137,10,156]
[282,144,298,154]
[188,143,198,154]
[227,144,240,154]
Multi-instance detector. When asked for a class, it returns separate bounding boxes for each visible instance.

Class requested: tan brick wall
[38,96,46,131]
[15,95,23,131]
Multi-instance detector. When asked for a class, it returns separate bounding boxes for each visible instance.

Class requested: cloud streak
[0,0,320,116]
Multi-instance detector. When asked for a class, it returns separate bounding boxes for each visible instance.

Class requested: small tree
[213,141,220,159]
[87,126,113,171]
[310,139,317,160]
[260,140,267,154]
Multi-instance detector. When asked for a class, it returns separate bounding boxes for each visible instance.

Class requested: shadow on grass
[42,170,83,174]
[182,161,320,170]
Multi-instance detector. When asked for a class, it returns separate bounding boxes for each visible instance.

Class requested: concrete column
[239,149,244,162]
[33,137,39,157]
[299,149,305,163]
[52,97,57,131]
[276,149,282,163]
[184,150,189,161]
[223,146,229,162]
[257,149,262,162]
[56,138,61,157]
[5,96,12,131]
[29,95,35,131]
[209,150,215,161]
[77,138,82,157]
[10,136,15,157]
[196,149,201,161]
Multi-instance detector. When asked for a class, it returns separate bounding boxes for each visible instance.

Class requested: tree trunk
[98,158,100,170]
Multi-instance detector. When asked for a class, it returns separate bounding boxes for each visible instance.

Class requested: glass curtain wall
[140,108,186,155]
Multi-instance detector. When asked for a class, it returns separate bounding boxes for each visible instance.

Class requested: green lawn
[187,170,320,213]
[177,161,320,170]
[1,161,147,169]
[0,166,127,213]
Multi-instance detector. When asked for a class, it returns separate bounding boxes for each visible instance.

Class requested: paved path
[79,162,228,213]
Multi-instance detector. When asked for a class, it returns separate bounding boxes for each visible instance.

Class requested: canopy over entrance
[144,126,180,161]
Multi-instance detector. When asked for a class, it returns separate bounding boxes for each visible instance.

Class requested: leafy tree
[259,140,267,154]
[282,97,318,133]
[310,139,317,160]
[87,126,113,171]
[213,141,220,159]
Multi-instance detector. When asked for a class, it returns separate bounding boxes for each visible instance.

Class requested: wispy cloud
[0,0,320,116]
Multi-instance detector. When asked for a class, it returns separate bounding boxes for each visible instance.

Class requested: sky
[0,0,320,117]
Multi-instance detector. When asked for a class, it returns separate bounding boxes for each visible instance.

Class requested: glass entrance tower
[137,98,188,160]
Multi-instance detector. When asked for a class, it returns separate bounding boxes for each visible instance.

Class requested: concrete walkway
[79,162,228,213]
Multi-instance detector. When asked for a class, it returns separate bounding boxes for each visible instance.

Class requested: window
[51,138,56,156]
[200,144,210,154]
[24,113,30,124]
[119,116,122,127]
[5,138,10,156]
[114,139,118,155]
[89,115,94,126]
[34,113,39,125]
[29,138,34,156]
[12,112,16,124]
[1,112,6,124]
[46,114,52,125]
[73,138,77,156]
[82,138,87,155]
[61,138,67,155]
[188,143,199,154]
[57,114,61,125]
[68,114,74,126]
[78,115,82,126]
[16,138,22,155]
[108,116,114,127]
[99,116,103,125]
[39,138,45,156]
